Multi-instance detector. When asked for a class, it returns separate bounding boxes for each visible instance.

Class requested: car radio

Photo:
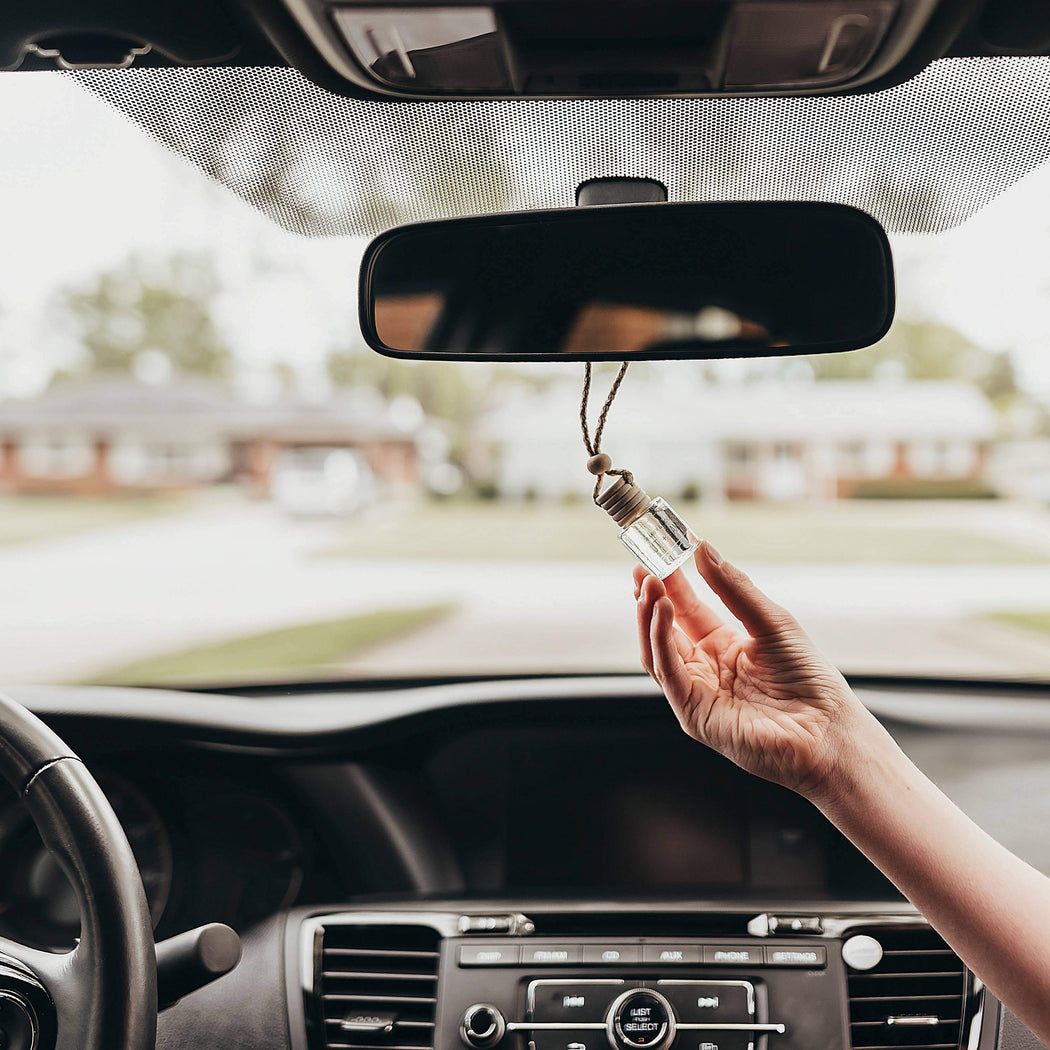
[297,909,981,1050]
[440,937,841,1050]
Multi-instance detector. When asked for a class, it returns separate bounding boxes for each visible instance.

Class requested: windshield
[4,67,1050,688]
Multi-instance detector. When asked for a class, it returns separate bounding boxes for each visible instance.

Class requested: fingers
[636,574,665,676]
[632,564,648,600]
[695,540,799,639]
[663,568,724,641]
[636,570,698,678]
[651,595,692,703]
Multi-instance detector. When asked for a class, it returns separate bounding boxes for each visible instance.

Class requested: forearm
[812,709,1050,1046]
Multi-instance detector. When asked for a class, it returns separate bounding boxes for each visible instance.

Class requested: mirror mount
[576,178,668,207]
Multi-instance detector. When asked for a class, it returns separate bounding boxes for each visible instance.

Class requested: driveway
[3,497,1050,683]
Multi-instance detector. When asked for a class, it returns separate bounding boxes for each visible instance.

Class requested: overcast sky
[1,71,1050,400]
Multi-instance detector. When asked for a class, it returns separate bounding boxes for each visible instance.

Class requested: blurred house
[477,376,998,501]
[0,376,422,497]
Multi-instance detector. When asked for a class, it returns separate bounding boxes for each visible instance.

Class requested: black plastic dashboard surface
[0,677,1047,1050]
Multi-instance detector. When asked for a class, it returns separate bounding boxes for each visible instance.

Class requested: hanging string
[580,361,632,504]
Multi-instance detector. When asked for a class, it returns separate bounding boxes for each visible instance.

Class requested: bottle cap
[597,476,652,527]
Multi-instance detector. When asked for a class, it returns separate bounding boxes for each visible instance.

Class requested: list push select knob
[606,990,676,1050]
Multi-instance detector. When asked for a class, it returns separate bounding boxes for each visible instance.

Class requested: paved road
[4,499,1050,683]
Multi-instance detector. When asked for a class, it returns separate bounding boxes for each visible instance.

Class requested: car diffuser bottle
[588,460,698,579]
[581,362,699,579]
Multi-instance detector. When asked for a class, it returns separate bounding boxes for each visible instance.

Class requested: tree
[327,348,476,427]
[50,253,232,379]
[803,319,1019,405]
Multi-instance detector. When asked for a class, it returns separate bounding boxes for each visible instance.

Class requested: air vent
[847,926,967,1050]
[315,924,440,1050]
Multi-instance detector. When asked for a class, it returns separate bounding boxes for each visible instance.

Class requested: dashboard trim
[8,679,1050,758]
[286,903,998,1050]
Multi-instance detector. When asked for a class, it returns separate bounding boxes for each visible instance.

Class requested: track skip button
[530,981,625,1023]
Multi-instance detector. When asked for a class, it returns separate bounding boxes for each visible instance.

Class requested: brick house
[478,377,998,502]
[0,376,422,496]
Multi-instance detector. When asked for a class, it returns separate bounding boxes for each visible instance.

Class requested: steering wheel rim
[0,691,157,1050]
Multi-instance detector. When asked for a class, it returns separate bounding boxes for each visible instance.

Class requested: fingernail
[703,541,723,566]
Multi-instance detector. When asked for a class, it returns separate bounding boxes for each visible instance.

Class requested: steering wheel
[0,692,157,1050]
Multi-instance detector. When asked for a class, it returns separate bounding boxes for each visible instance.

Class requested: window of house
[18,433,94,479]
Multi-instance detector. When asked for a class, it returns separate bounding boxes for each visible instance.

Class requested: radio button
[657,982,752,1024]
[701,947,762,967]
[582,946,642,966]
[524,946,582,966]
[530,981,626,1022]
[642,945,700,965]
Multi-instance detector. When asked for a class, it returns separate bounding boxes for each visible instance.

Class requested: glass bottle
[597,475,698,579]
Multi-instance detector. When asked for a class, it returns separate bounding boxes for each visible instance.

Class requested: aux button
[606,990,676,1050]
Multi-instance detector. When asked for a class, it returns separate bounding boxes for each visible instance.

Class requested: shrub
[851,478,999,500]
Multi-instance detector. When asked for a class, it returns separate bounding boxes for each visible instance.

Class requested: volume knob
[461,1004,506,1049]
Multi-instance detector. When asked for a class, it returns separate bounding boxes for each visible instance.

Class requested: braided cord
[581,361,632,503]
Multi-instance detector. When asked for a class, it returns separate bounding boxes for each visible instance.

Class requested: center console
[286,904,993,1050]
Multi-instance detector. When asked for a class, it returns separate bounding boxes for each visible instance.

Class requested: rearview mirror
[360,201,894,362]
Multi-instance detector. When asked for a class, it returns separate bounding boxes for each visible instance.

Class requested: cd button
[530,982,621,1022]
[582,945,642,965]
[657,982,752,1024]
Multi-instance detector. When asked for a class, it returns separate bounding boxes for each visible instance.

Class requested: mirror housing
[360,201,894,363]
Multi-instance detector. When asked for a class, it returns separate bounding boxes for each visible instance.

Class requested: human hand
[634,541,874,802]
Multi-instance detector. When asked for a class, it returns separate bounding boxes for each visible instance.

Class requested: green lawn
[0,494,186,546]
[82,604,456,687]
[320,500,1050,565]
[985,611,1050,638]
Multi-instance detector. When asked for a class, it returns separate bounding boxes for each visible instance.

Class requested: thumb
[695,540,799,640]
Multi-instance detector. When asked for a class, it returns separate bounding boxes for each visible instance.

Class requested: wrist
[801,700,908,817]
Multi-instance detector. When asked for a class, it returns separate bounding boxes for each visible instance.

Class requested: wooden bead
[586,453,613,475]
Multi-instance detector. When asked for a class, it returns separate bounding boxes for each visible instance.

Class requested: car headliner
[70,55,1050,239]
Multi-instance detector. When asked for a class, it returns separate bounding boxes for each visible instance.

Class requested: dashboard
[0,749,345,951]
[0,675,1048,1050]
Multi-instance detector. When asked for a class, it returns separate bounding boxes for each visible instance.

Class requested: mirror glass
[361,201,894,361]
